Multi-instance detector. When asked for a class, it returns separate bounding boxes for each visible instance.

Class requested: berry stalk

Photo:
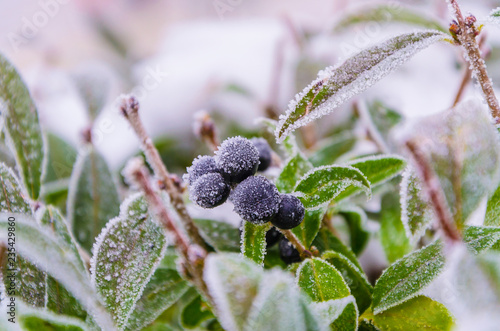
[120,95,207,249]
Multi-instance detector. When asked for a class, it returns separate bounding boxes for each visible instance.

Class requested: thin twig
[278,229,312,259]
[405,140,461,241]
[452,34,486,107]
[127,159,212,303]
[448,0,500,122]
[120,96,207,249]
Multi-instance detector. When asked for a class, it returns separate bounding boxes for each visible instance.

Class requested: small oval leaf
[295,165,371,209]
[275,31,448,142]
[372,240,445,314]
[241,222,270,265]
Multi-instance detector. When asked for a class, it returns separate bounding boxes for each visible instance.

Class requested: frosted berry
[251,137,272,172]
[231,175,280,224]
[279,238,301,264]
[189,173,230,208]
[272,194,305,230]
[266,227,282,247]
[215,136,259,184]
[183,155,219,186]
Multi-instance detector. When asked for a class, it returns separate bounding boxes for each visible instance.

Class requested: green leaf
[204,253,318,331]
[0,213,114,329]
[339,206,370,255]
[380,193,412,263]
[91,193,168,329]
[291,208,326,248]
[258,118,298,156]
[126,268,190,331]
[0,54,45,200]
[241,222,270,265]
[193,218,240,252]
[310,296,358,331]
[203,253,263,331]
[323,250,373,314]
[308,132,356,167]
[67,145,120,252]
[0,163,31,213]
[334,5,448,33]
[297,258,350,301]
[275,31,448,142]
[367,100,403,143]
[40,206,87,320]
[43,132,77,183]
[276,152,313,193]
[10,256,47,308]
[18,303,89,331]
[312,228,362,270]
[294,165,370,209]
[485,183,500,226]
[491,7,500,17]
[372,240,444,314]
[400,168,434,243]
[181,296,215,329]
[361,296,454,331]
[463,226,500,255]
[409,100,500,226]
[244,269,317,331]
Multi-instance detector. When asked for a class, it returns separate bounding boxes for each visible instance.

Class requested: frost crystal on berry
[189,172,230,208]
[251,137,272,172]
[215,136,259,183]
[230,175,280,224]
[183,155,219,185]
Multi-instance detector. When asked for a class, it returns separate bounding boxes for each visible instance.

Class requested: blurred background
[1,0,499,172]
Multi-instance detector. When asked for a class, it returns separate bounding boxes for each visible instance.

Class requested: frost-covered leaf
[181,296,215,329]
[484,7,500,27]
[361,296,454,331]
[408,100,500,225]
[485,184,500,226]
[17,302,89,331]
[43,132,77,183]
[310,296,358,331]
[193,218,240,252]
[294,165,370,209]
[312,228,362,270]
[291,208,326,248]
[0,213,114,329]
[40,206,87,320]
[323,250,373,314]
[203,253,263,331]
[244,269,318,331]
[276,152,313,193]
[339,206,370,255]
[334,5,447,33]
[400,168,434,243]
[297,258,351,302]
[72,67,110,121]
[336,155,406,201]
[380,193,412,263]
[463,226,500,255]
[241,222,270,265]
[67,145,120,252]
[0,163,31,213]
[126,267,190,331]
[11,256,46,308]
[0,54,45,200]
[275,31,448,142]
[308,132,356,167]
[372,240,444,314]
[204,253,318,331]
[91,193,167,329]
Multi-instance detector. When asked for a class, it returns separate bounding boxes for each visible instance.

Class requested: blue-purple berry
[251,137,272,172]
[215,137,259,184]
[189,173,230,208]
[183,155,219,186]
[271,194,305,230]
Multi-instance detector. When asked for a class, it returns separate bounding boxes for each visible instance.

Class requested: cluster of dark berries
[184,136,305,230]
